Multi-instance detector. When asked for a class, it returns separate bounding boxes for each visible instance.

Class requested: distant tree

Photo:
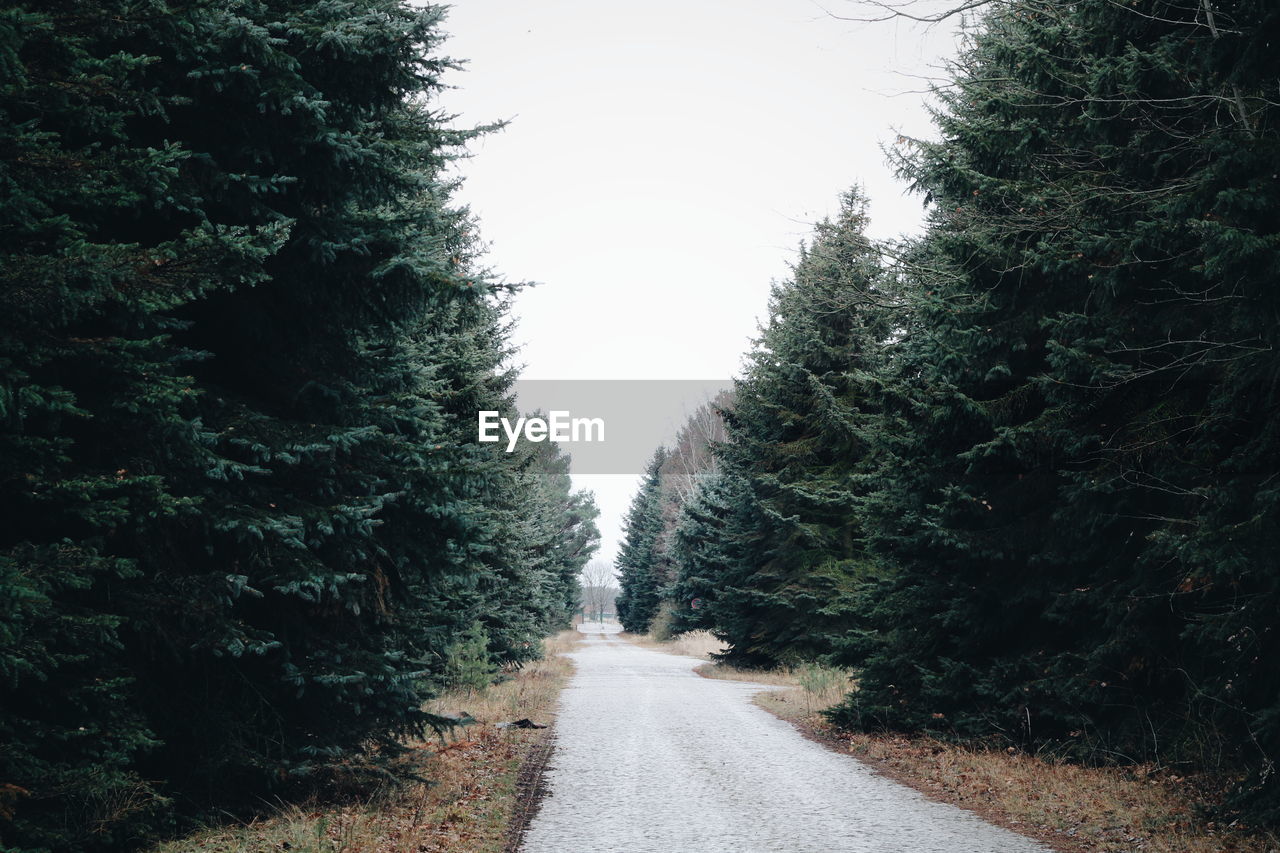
[668,188,894,666]
[615,449,669,634]
[580,560,618,623]
[666,470,750,640]
[658,392,732,506]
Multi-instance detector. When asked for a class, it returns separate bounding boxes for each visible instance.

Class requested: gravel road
[519,622,1048,853]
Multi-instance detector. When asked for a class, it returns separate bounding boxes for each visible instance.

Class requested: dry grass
[756,683,1280,853]
[619,629,726,660]
[634,635,1280,850]
[684,653,850,720]
[693,661,801,686]
[841,733,1280,853]
[630,631,849,714]
[152,630,580,853]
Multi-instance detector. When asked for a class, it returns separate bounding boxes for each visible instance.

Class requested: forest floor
[152,630,580,853]
[624,630,1280,853]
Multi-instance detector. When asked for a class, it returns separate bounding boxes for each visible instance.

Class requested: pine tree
[105,0,497,812]
[615,449,669,634]
[0,1,598,848]
[829,0,1280,822]
[474,413,599,665]
[672,189,892,666]
[667,469,751,640]
[0,2,283,845]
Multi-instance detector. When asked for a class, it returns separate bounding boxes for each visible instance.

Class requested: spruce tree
[0,2,598,849]
[672,189,892,666]
[667,469,752,641]
[0,2,282,846]
[829,0,1280,822]
[615,449,668,634]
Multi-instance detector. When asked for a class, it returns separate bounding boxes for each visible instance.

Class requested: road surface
[519,622,1048,853]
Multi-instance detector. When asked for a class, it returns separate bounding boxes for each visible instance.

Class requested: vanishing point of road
[519,622,1048,853]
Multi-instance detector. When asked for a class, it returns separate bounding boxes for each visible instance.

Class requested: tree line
[0,2,597,851]
[618,0,1280,825]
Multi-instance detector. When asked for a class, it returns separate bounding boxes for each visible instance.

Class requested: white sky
[437,0,960,566]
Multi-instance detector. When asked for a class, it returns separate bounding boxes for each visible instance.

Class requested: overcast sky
[436,0,960,566]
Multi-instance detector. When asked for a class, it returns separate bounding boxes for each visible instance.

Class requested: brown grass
[152,630,580,853]
[693,661,800,686]
[692,660,846,696]
[618,628,725,660]
[633,632,1280,852]
[754,682,1280,853]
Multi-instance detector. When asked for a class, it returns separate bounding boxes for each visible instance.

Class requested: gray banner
[491,379,733,475]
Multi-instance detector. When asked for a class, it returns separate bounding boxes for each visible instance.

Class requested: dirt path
[519,622,1048,852]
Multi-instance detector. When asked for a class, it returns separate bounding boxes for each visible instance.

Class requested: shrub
[443,624,498,695]
[648,601,680,642]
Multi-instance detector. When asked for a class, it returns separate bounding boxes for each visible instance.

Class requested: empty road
[519,622,1048,853]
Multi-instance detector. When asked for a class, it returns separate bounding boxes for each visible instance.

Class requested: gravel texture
[520,623,1049,853]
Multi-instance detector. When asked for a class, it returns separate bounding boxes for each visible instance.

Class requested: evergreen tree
[0,2,597,849]
[666,469,751,640]
[670,189,893,666]
[615,449,668,634]
[829,0,1280,822]
[0,2,285,845]
[474,414,599,665]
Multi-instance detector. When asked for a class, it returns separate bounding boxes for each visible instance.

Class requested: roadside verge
[622,630,1279,853]
[151,629,580,853]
